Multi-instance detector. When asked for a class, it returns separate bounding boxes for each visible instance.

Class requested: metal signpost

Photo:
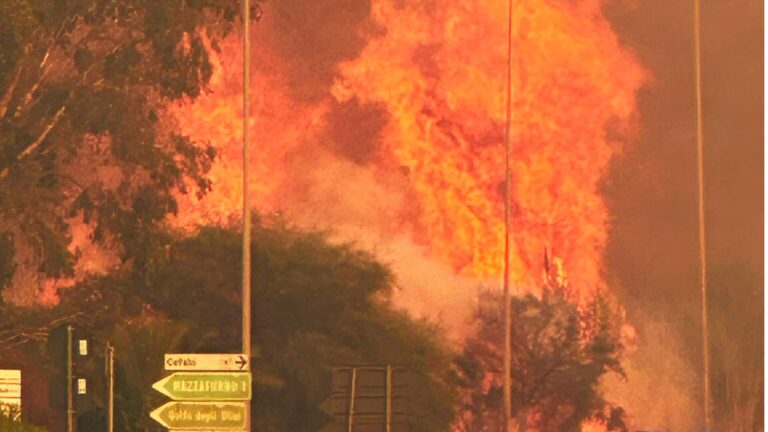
[107,344,115,432]
[150,354,251,431]
[152,3,255,430]
[67,325,74,432]
[320,366,409,432]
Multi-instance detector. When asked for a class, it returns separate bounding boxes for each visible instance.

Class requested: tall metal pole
[106,344,114,432]
[66,325,74,432]
[693,0,712,429]
[242,1,253,431]
[386,365,392,432]
[347,368,357,432]
[502,0,514,430]
[242,0,252,365]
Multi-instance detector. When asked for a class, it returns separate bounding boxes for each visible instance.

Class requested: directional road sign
[320,367,411,431]
[0,369,20,395]
[150,401,247,430]
[165,354,249,371]
[0,369,21,420]
[153,372,251,401]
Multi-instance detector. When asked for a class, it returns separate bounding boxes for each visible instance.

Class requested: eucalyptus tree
[0,0,257,301]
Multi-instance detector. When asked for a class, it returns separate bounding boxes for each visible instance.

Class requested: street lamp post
[242,1,253,431]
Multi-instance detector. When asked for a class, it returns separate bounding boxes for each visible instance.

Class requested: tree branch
[57,173,86,193]
[0,105,66,179]
[0,65,23,118]
[0,311,85,351]
[13,15,79,119]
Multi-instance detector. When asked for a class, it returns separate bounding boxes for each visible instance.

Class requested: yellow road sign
[165,354,249,371]
[152,372,251,401]
[150,401,247,430]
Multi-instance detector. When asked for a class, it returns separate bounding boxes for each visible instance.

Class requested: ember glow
[581,418,610,432]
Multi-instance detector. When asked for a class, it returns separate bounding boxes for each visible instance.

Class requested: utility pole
[242,1,253,431]
[66,325,74,432]
[693,0,711,429]
[106,344,115,432]
[347,368,357,432]
[503,0,515,431]
[385,365,392,432]
[242,0,252,366]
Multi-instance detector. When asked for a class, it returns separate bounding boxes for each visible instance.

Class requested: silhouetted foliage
[50,220,456,432]
[0,406,47,431]
[452,287,628,432]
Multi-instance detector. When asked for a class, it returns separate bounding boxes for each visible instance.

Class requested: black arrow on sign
[236,355,248,370]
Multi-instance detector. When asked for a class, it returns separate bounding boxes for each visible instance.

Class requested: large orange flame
[34,0,648,423]
[581,418,611,432]
[332,0,645,299]
[172,0,645,306]
[171,30,329,228]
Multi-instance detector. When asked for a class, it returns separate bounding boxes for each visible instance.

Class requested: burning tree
[452,286,629,432]
[0,0,259,303]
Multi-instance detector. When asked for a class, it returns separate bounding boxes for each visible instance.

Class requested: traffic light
[46,324,108,430]
[46,324,69,411]
[72,328,107,427]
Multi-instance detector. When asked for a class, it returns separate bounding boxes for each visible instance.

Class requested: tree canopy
[19,220,458,432]
[452,287,629,432]
[0,220,636,432]
[0,0,254,301]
